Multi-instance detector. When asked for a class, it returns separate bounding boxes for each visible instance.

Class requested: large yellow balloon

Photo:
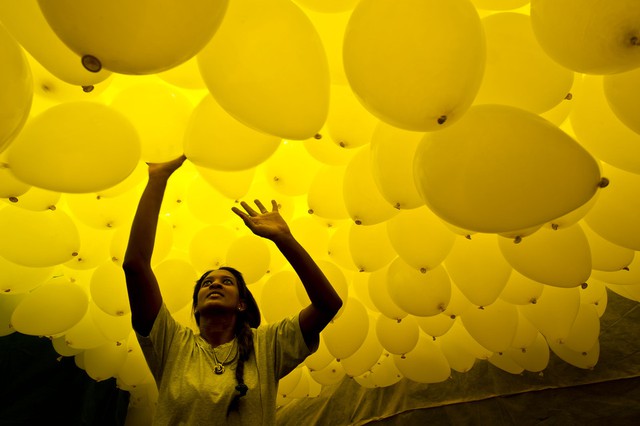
[326,85,378,150]
[499,270,544,305]
[0,21,32,154]
[519,286,580,344]
[322,298,368,359]
[263,142,321,196]
[85,341,128,382]
[66,190,139,230]
[154,258,198,313]
[198,0,329,140]
[307,165,350,220]
[387,259,451,317]
[37,0,228,74]
[507,333,549,373]
[0,206,80,267]
[414,105,602,233]
[603,67,640,136]
[583,163,640,251]
[11,276,88,336]
[375,314,419,356]
[475,13,574,114]
[343,0,485,131]
[8,102,140,193]
[570,76,640,174]
[226,235,271,284]
[110,82,192,163]
[370,122,424,209]
[90,261,130,317]
[582,223,634,272]
[530,0,640,74]
[0,0,110,86]
[340,320,383,377]
[184,95,281,171]
[498,225,592,288]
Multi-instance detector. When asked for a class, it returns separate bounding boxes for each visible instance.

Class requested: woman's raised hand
[232,200,291,242]
[147,154,187,179]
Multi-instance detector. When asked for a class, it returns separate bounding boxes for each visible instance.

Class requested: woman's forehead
[204,269,236,280]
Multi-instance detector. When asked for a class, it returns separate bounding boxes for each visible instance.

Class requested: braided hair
[192,267,261,412]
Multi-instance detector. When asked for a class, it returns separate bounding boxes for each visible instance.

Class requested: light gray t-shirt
[137,304,312,425]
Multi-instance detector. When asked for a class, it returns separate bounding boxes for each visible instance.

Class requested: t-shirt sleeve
[135,303,181,382]
[262,313,314,380]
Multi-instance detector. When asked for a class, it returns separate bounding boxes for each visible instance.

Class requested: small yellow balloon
[393,334,450,383]
[343,0,485,131]
[460,299,519,352]
[322,298,368,359]
[582,223,634,272]
[387,259,451,317]
[349,222,396,273]
[531,0,640,74]
[475,12,574,114]
[263,142,321,196]
[519,286,580,344]
[66,190,139,230]
[0,21,32,153]
[307,165,350,220]
[0,206,80,267]
[198,0,329,139]
[0,255,52,294]
[11,276,88,336]
[341,320,383,377]
[499,270,544,305]
[189,225,237,273]
[548,339,599,370]
[326,85,378,150]
[184,95,281,171]
[415,105,602,233]
[562,304,600,353]
[368,267,407,320]
[8,102,140,193]
[507,333,549,373]
[226,235,271,284]
[84,341,128,382]
[294,0,359,13]
[471,0,530,9]
[603,67,640,136]
[110,82,192,163]
[37,0,229,74]
[375,314,419,355]
[90,261,130,317]
[154,258,198,313]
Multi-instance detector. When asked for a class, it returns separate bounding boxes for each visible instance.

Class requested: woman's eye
[224,279,232,284]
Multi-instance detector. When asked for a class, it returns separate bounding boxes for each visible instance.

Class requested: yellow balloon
[303,10,351,85]
[0,206,80,267]
[562,304,600,353]
[603,67,640,136]
[0,21,32,153]
[185,176,233,225]
[65,190,139,230]
[370,122,424,209]
[444,233,512,307]
[519,286,580,344]
[90,303,131,342]
[322,298,368,359]
[499,270,544,305]
[326,85,378,150]
[0,255,52,294]
[548,339,599,370]
[110,82,192,163]
[90,261,130,317]
[184,95,281,171]
[415,105,602,233]
[530,0,640,74]
[471,0,530,9]
[510,311,538,349]
[226,235,271,284]
[0,157,30,200]
[507,333,549,373]
[0,0,110,86]
[0,292,26,336]
[2,186,59,212]
[154,258,198,313]
[488,352,524,375]
[460,299,518,352]
[375,314,419,355]
[84,341,128,382]
[591,255,640,287]
[442,318,492,360]
[498,225,592,288]
[263,142,321,196]
[387,258,452,317]
[158,57,207,90]
[37,0,228,74]
[343,148,399,226]
[368,267,407,320]
[583,163,640,251]
[307,165,350,220]
[393,334,450,383]
[198,0,329,139]
[64,223,112,271]
[189,225,237,273]
[11,276,88,336]
[436,333,476,373]
[309,359,345,386]
[415,314,455,338]
[582,222,634,272]
[294,0,359,13]
[196,167,255,201]
[349,222,396,273]
[65,309,109,349]
[570,76,640,174]
[386,207,456,272]
[340,320,383,377]
[343,0,485,131]
[8,102,140,193]
[475,13,574,114]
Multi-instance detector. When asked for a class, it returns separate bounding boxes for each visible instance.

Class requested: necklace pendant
[214,363,225,375]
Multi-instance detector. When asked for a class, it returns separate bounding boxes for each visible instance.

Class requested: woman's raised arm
[122,155,186,335]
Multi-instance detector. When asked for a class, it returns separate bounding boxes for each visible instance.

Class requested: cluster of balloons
[2,0,640,416]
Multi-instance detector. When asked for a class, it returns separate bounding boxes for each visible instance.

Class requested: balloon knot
[339,141,346,148]
[631,36,639,46]
[314,133,322,140]
[82,85,95,93]
[437,115,447,125]
[581,283,588,289]
[82,55,102,73]
[8,197,18,203]
[598,177,610,188]
[514,236,522,244]
[551,223,559,230]
[420,268,427,274]
[308,209,314,214]
[564,93,573,100]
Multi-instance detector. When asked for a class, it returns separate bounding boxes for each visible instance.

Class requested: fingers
[254,199,268,214]
[270,200,278,211]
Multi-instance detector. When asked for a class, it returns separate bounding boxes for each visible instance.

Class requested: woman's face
[195,269,244,315]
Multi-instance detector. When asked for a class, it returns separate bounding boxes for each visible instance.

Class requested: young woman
[122,155,343,425]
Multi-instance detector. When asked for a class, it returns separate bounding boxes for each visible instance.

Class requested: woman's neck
[198,313,236,347]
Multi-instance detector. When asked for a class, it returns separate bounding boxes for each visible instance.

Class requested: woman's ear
[237,301,247,312]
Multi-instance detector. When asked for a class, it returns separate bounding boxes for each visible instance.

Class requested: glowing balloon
[582,223,634,272]
[498,225,592,288]
[591,255,640,286]
[340,320,383,377]
[3,187,60,212]
[368,267,407,321]
[0,0,110,86]
[158,57,207,90]
[259,271,304,323]
[303,11,351,85]
[0,256,52,294]
[90,303,131,342]
[66,191,139,230]
[304,336,334,371]
[511,312,538,349]
[393,334,450,383]
[307,166,349,220]
[386,207,456,272]
[226,235,271,284]
[375,314,419,356]
[37,0,229,74]
[436,335,476,373]
[507,333,549,373]
[85,341,128,382]
[343,148,399,225]
[460,300,518,353]
[343,0,485,131]
[90,261,130,316]
[263,142,321,196]
[471,0,530,9]
[475,13,574,114]
[326,85,378,150]
[0,207,80,267]
[370,122,424,209]
[0,159,30,200]
[0,292,26,336]
[294,0,359,13]
[548,339,599,370]
[414,105,602,233]
[604,67,640,136]
[110,82,192,163]
[349,223,396,273]
[11,276,88,336]
[322,298,368,359]
[519,286,580,344]
[198,0,329,139]
[583,164,640,251]
[444,234,512,307]
[64,223,112,271]
[387,259,451,317]
[184,95,281,171]
[443,319,492,360]
[562,304,600,353]
[189,225,237,273]
[530,0,640,74]
[8,102,140,193]
[570,76,640,174]
[196,167,255,201]
[154,258,198,313]
[309,360,345,385]
[0,21,32,153]
[415,314,455,338]
[499,270,544,306]
[185,176,233,225]
[488,352,523,375]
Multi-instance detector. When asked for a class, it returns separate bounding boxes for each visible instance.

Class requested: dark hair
[192,267,261,412]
